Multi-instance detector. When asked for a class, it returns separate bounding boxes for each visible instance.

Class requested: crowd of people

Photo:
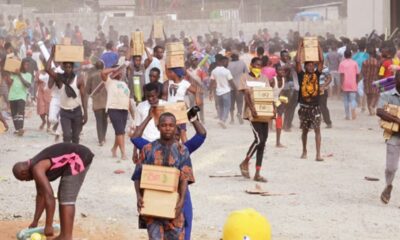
[2,13,400,240]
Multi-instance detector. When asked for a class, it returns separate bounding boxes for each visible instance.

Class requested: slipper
[239,164,250,178]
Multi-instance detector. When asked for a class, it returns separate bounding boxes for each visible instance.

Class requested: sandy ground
[1,98,400,240]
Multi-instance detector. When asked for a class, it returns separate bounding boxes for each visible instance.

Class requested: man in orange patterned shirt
[295,39,324,162]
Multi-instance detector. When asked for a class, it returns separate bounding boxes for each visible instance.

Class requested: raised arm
[45,46,57,80]
[317,44,324,73]
[101,67,120,81]
[163,26,168,42]
[144,44,153,69]
[295,39,303,73]
[162,80,169,100]
[131,107,154,139]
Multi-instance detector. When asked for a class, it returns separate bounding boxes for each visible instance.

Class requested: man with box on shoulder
[132,112,194,240]
[46,46,87,144]
[295,39,324,162]
[238,57,271,183]
[377,72,400,205]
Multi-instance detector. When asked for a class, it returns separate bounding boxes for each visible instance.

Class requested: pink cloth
[50,153,85,176]
[262,67,276,80]
[339,59,359,92]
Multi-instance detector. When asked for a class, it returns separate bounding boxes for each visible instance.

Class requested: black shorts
[298,105,321,130]
[58,164,90,205]
[108,109,128,135]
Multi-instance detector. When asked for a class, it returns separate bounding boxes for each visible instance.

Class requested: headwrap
[170,67,185,78]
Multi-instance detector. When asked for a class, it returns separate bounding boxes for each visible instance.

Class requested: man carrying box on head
[132,112,195,240]
[295,38,324,162]
[45,46,88,144]
[377,71,400,204]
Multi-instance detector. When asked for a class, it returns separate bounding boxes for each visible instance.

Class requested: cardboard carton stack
[153,102,189,125]
[302,37,319,62]
[251,87,275,122]
[380,104,400,139]
[153,20,164,39]
[140,165,180,219]
[54,45,84,62]
[131,31,144,56]
[165,42,185,68]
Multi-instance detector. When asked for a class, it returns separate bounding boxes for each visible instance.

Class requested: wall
[347,0,391,38]
[33,13,347,42]
[2,4,347,42]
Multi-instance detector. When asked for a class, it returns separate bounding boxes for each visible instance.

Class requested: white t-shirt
[167,79,191,103]
[144,57,163,84]
[211,66,233,96]
[135,99,166,142]
[105,77,130,111]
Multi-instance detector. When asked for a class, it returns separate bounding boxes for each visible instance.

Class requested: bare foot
[316,157,324,162]
[254,175,268,183]
[121,154,127,160]
[239,163,250,178]
[276,143,286,148]
[39,122,45,130]
[300,152,307,159]
[17,129,24,136]
[111,148,117,158]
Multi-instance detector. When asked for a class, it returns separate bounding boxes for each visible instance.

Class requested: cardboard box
[140,165,180,192]
[132,31,144,43]
[303,37,319,62]
[384,104,400,118]
[166,55,185,68]
[252,102,275,122]
[4,57,21,73]
[380,120,399,132]
[54,45,84,62]
[252,87,274,102]
[141,189,179,219]
[154,20,164,39]
[166,42,185,53]
[131,41,144,56]
[153,102,188,125]
[61,37,71,45]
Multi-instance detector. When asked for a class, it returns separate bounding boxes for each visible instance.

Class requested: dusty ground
[1,98,400,240]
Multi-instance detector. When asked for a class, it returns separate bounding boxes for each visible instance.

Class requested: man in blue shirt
[100,42,119,69]
[130,106,206,240]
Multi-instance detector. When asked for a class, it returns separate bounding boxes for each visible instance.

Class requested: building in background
[294,2,342,21]
[98,0,136,17]
[347,0,399,38]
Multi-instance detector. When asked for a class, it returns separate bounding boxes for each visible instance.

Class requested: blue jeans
[183,189,192,240]
[343,92,357,118]
[217,92,231,122]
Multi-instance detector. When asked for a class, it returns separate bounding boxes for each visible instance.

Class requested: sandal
[239,164,250,178]
[254,175,268,183]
